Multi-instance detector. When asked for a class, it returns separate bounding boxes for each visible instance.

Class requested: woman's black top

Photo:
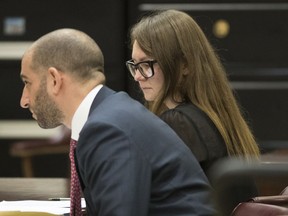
[160,103,258,215]
[160,103,227,175]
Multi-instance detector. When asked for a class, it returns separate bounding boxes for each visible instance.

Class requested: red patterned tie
[69,139,83,216]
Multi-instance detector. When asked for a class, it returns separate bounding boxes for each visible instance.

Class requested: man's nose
[20,89,29,108]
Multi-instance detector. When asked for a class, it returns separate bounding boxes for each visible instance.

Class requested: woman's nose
[134,69,146,81]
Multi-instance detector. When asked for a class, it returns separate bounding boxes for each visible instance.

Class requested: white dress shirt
[71,84,103,141]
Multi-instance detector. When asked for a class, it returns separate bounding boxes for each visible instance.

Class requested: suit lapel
[89,86,115,116]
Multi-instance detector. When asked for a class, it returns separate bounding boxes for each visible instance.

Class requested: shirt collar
[71,84,103,141]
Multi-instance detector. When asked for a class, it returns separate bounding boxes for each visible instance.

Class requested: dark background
[0,0,288,177]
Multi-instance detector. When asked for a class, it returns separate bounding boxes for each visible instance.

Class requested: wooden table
[0,120,61,139]
[0,178,69,201]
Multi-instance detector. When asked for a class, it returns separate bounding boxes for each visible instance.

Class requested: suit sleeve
[77,121,151,216]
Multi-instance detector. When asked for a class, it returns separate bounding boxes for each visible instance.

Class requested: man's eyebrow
[20,74,28,80]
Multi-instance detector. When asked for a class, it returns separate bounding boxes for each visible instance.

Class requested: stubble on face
[33,78,64,129]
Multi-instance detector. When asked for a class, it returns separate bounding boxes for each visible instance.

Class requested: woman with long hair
[126,9,260,175]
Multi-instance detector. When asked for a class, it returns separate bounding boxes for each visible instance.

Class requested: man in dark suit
[19,28,215,216]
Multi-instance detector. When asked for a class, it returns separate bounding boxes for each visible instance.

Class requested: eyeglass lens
[127,61,155,78]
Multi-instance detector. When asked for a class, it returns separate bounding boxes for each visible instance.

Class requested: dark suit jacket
[75,86,216,216]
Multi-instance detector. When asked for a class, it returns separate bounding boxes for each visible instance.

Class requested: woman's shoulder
[161,102,226,150]
[175,103,205,115]
[160,104,191,124]
[159,103,212,137]
[160,103,207,123]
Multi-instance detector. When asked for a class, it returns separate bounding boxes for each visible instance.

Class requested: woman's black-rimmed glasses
[126,59,157,78]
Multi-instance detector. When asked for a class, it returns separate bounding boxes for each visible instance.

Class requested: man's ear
[47,67,63,94]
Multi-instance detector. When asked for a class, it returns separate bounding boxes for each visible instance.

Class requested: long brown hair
[129,10,260,158]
